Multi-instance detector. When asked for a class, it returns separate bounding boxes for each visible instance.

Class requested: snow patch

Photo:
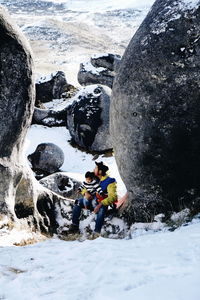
[36,71,58,84]
[91,53,109,59]
[0,226,46,247]
[171,208,190,223]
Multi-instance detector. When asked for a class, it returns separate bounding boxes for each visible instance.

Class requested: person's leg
[94,205,108,233]
[72,198,84,226]
[91,198,98,209]
[83,197,89,208]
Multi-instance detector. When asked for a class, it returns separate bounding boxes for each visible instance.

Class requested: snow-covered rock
[39,172,81,199]
[78,53,121,88]
[78,61,114,88]
[91,53,121,71]
[28,143,65,175]
[32,107,67,127]
[56,206,127,240]
[66,85,112,152]
[35,71,69,104]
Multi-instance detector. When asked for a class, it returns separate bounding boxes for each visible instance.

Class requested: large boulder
[28,143,64,175]
[0,6,34,215]
[35,71,68,104]
[111,0,200,222]
[0,7,69,236]
[32,84,78,127]
[67,85,112,152]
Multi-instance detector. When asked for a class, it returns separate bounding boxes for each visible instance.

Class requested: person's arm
[101,182,117,206]
[94,182,117,213]
[96,185,104,196]
[80,188,87,195]
[77,182,87,195]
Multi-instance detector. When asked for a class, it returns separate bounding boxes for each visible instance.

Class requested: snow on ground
[0,218,200,300]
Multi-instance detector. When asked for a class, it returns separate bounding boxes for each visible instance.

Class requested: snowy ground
[0,218,200,300]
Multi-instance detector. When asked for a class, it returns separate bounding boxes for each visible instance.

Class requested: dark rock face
[0,12,33,158]
[39,172,81,199]
[67,85,112,152]
[111,0,200,222]
[35,71,68,104]
[0,6,34,211]
[28,143,64,174]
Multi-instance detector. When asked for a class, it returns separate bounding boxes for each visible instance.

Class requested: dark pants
[72,198,108,233]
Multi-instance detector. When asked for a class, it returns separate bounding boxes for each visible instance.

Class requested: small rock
[78,61,114,88]
[28,143,64,174]
[91,53,121,71]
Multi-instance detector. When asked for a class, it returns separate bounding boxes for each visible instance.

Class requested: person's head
[94,161,109,177]
[85,171,95,183]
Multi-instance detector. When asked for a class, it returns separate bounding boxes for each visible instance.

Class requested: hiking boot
[67,224,79,234]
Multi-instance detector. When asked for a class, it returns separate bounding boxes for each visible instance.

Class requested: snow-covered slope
[0,0,154,84]
[0,218,200,300]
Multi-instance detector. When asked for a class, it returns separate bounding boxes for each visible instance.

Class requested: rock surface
[91,53,121,71]
[67,85,112,152]
[32,107,67,127]
[39,172,81,199]
[28,143,64,175]
[0,6,34,217]
[78,61,114,88]
[111,0,200,222]
[78,53,121,88]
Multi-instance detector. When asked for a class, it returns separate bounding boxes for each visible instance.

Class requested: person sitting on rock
[77,171,104,209]
[69,161,117,237]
